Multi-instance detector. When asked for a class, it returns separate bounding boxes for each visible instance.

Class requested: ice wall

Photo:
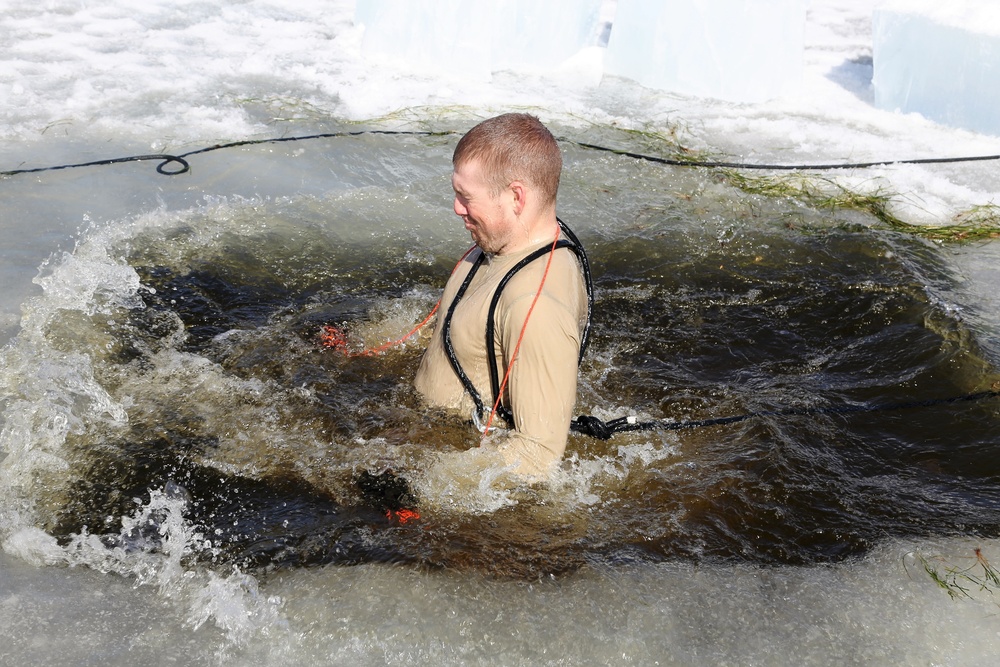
[355,0,603,81]
[873,1,1000,136]
[604,0,809,103]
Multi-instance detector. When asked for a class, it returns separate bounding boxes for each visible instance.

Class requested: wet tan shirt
[414,237,588,478]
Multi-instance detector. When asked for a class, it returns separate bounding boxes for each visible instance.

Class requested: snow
[0,0,998,225]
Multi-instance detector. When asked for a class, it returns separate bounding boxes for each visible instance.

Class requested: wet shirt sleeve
[491,260,584,478]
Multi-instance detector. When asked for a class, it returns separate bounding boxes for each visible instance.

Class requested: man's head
[452,113,562,210]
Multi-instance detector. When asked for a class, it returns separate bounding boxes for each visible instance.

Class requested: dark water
[3,132,998,586]
[32,173,1000,581]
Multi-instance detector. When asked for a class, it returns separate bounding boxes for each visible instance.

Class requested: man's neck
[494,213,559,257]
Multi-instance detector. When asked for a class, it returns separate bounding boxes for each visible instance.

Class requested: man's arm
[491,290,583,478]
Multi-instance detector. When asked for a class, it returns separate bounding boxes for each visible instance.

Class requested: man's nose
[454,197,467,216]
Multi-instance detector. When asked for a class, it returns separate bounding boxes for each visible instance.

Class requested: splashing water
[3,132,1000,663]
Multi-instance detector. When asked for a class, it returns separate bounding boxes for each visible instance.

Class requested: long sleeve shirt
[414,236,588,478]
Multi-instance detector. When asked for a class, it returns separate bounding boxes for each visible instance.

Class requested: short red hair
[453,113,562,208]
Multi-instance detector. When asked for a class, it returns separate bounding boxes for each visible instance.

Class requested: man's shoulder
[498,244,579,287]
[496,247,586,321]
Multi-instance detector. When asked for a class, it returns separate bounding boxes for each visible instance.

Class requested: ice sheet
[874,2,1000,136]
[355,0,603,79]
[604,0,809,102]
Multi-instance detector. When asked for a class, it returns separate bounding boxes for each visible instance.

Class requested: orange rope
[321,246,476,357]
[480,229,561,439]
[328,306,441,357]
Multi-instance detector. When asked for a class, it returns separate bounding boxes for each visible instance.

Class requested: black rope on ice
[572,142,1000,171]
[3,130,1000,178]
[0,130,455,177]
[1,153,192,176]
[570,390,1000,440]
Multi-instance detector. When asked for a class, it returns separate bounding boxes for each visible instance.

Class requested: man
[414,113,589,480]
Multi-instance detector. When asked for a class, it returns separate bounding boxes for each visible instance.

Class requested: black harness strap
[442,219,593,427]
[485,239,589,425]
[442,250,490,421]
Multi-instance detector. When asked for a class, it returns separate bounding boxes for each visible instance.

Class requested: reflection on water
[6,159,997,581]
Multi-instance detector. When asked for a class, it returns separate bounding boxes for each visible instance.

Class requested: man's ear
[509,180,527,215]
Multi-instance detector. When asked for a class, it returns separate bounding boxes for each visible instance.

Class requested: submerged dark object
[356,469,420,520]
[50,439,420,571]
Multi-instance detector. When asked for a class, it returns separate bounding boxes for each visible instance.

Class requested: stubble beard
[471,216,519,256]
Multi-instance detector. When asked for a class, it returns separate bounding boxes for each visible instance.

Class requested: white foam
[66,488,284,645]
[0,526,67,567]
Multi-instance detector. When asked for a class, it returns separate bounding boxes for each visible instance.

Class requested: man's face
[451,159,517,255]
